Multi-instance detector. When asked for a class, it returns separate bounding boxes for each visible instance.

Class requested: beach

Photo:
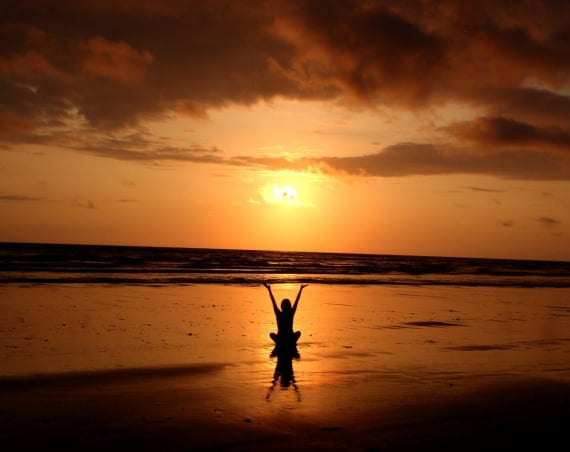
[1,283,570,450]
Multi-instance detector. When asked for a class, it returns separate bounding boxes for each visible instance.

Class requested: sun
[273,184,298,204]
[253,180,314,208]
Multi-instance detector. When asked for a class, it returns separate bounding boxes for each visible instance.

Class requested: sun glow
[273,184,298,204]
[254,182,306,207]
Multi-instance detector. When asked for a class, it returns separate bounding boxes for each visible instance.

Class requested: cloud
[234,143,570,180]
[0,1,292,130]
[463,186,505,193]
[78,142,224,164]
[482,87,570,128]
[321,144,570,179]
[0,194,43,202]
[499,220,515,228]
[269,0,447,106]
[2,126,225,164]
[81,36,154,85]
[446,116,570,152]
[2,1,568,124]
[1,0,570,178]
[535,216,561,228]
[72,199,97,210]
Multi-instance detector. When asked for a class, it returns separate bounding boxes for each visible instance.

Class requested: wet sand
[1,284,570,450]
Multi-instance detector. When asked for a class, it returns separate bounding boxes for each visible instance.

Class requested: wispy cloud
[72,199,97,210]
[499,220,515,228]
[0,194,43,202]
[535,216,561,228]
[464,187,505,193]
[2,128,224,164]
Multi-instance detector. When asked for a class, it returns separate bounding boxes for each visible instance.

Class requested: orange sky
[1,0,569,260]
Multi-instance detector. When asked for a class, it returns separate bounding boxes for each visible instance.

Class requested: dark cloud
[0,0,309,130]
[234,143,570,180]
[269,0,446,106]
[1,0,570,178]
[481,87,570,128]
[446,116,570,152]
[271,0,570,110]
[535,216,561,227]
[327,144,568,179]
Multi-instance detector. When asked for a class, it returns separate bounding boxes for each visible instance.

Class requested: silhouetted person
[263,283,307,357]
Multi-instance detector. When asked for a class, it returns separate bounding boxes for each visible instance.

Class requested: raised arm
[292,284,308,313]
[263,282,279,314]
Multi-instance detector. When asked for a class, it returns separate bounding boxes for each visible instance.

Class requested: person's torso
[276,310,294,334]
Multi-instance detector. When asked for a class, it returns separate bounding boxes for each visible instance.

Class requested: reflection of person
[263,283,308,351]
[266,353,300,400]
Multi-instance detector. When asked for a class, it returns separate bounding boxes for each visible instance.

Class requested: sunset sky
[1,0,569,261]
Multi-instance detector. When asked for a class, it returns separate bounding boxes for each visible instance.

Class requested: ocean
[2,241,570,449]
[1,242,569,287]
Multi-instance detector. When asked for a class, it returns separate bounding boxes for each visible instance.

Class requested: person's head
[281,298,292,312]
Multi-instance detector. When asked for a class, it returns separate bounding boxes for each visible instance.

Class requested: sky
[1,0,570,261]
